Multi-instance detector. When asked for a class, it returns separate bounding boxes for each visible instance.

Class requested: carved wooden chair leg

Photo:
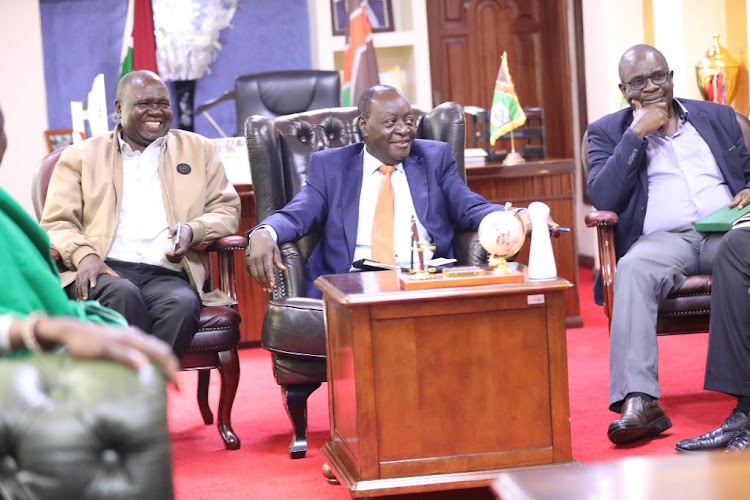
[216,349,241,450]
[196,369,213,425]
[283,383,321,459]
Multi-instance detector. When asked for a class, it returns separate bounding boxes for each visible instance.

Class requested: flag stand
[502,130,526,165]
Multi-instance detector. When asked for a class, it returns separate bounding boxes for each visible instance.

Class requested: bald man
[586,44,750,445]
[40,71,240,356]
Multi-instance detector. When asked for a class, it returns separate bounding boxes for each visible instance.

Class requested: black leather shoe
[726,430,750,451]
[607,395,672,445]
[675,410,749,453]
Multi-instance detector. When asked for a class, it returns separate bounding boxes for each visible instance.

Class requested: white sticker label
[527,294,545,305]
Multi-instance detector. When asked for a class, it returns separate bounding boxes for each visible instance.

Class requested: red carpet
[168,267,733,499]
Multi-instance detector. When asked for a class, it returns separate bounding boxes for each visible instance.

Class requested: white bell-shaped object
[527,201,557,280]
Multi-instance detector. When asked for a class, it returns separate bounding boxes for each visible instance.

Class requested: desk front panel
[323,280,572,483]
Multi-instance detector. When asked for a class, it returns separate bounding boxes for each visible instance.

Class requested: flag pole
[502,130,526,165]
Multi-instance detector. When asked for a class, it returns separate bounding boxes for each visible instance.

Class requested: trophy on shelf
[695,33,739,106]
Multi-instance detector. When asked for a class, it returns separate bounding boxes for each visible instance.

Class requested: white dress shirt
[107,134,182,271]
[353,146,433,268]
[262,146,434,269]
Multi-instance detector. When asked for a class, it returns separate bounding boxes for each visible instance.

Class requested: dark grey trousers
[704,227,750,397]
[67,260,201,356]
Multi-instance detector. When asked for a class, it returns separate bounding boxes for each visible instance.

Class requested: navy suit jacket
[586,98,750,302]
[264,139,501,297]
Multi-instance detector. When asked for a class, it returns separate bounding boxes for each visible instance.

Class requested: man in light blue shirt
[586,44,750,446]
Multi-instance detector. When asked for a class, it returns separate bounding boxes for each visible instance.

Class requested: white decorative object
[527,201,557,280]
[71,73,109,143]
[477,204,526,275]
[152,0,239,81]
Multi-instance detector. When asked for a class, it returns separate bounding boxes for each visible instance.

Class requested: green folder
[694,204,750,232]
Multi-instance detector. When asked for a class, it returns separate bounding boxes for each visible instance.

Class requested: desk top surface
[492,451,750,500]
[315,265,571,306]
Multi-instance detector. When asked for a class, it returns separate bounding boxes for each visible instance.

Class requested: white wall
[578,0,741,261]
[654,0,727,101]
[0,0,48,215]
[578,0,645,262]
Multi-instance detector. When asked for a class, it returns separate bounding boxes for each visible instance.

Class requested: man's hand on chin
[630,100,669,139]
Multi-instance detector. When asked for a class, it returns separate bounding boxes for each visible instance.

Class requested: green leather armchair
[0,353,173,499]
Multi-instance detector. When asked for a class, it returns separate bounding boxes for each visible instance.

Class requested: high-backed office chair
[196,69,341,137]
[583,110,750,335]
[245,102,489,458]
[33,147,246,450]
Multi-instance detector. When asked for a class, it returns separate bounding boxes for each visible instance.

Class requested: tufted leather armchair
[32,148,246,450]
[196,69,341,137]
[245,102,489,458]
[0,354,173,499]
[583,111,750,335]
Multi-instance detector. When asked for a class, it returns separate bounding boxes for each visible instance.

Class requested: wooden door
[427,0,575,159]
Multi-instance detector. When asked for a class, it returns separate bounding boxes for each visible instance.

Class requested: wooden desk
[316,267,574,497]
[492,452,750,500]
[467,159,581,327]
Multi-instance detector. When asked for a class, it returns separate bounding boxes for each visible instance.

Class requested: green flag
[489,52,526,146]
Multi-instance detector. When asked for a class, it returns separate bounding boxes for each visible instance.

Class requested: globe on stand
[477,203,526,275]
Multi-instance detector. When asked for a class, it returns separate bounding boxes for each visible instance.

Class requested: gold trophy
[696,33,739,105]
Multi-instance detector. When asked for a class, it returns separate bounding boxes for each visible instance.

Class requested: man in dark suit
[675,225,750,452]
[246,85,558,297]
[587,44,750,446]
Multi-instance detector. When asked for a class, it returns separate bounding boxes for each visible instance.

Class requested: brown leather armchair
[245,102,489,458]
[196,69,341,137]
[583,111,750,335]
[33,148,245,450]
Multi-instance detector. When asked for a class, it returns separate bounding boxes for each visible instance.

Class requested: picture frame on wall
[44,129,74,153]
[331,0,394,37]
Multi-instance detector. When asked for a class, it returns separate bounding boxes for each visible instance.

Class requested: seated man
[676,225,750,452]
[40,70,241,356]
[0,104,177,382]
[587,44,750,445]
[246,85,558,295]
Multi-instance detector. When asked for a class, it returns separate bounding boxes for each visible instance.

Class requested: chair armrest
[452,230,488,266]
[584,210,618,318]
[271,241,308,299]
[206,235,247,252]
[206,236,247,302]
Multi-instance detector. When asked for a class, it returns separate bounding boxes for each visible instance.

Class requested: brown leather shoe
[607,395,672,445]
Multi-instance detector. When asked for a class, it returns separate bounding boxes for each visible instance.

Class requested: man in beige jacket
[41,70,240,355]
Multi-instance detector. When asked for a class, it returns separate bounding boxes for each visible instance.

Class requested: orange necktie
[371,164,397,265]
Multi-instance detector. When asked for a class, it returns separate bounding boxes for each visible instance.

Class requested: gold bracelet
[20,312,44,353]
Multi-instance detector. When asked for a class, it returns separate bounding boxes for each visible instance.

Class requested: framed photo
[44,129,74,153]
[331,0,394,37]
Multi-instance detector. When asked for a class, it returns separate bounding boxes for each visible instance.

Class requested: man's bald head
[116,70,165,101]
[618,44,668,82]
